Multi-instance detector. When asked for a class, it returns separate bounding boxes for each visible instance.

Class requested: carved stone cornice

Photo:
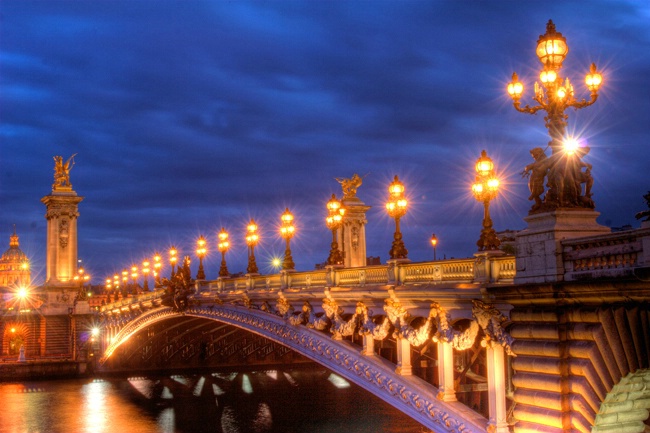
[41,194,83,220]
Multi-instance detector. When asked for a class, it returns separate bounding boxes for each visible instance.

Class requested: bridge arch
[100,303,489,433]
[592,368,650,433]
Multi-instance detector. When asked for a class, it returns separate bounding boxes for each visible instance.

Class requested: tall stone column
[486,344,509,433]
[41,155,83,286]
[340,196,371,268]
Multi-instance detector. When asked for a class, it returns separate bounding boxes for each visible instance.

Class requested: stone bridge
[98,223,650,433]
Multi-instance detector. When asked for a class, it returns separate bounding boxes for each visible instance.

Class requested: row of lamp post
[104,160,497,291]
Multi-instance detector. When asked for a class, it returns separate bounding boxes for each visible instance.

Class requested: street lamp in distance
[217,228,230,277]
[430,233,438,261]
[280,208,296,271]
[386,175,408,260]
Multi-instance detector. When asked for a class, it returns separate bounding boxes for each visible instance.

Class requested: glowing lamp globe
[536,20,568,69]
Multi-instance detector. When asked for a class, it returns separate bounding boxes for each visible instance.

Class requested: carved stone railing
[99,288,167,313]
[562,225,650,281]
[199,256,515,295]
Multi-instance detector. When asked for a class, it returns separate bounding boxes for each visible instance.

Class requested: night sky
[2,1,649,286]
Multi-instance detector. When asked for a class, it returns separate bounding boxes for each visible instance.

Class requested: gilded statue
[53,154,77,189]
[335,173,366,199]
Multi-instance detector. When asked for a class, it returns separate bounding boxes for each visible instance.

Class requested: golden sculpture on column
[41,155,84,286]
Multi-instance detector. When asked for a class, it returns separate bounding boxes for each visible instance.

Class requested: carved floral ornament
[231,291,515,355]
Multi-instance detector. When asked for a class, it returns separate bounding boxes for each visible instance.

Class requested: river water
[0,368,427,433]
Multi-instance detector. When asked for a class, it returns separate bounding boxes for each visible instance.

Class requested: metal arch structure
[100,302,489,433]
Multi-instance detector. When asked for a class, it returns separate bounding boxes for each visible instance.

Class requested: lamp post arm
[567,93,599,110]
[513,100,545,115]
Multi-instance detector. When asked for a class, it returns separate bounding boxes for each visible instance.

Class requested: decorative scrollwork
[472,299,515,356]
[430,302,480,351]
[276,292,294,318]
[322,295,361,340]
[358,302,391,340]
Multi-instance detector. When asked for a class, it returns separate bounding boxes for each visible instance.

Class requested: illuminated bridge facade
[98,224,650,433]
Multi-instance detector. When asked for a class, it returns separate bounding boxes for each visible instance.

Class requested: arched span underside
[101,304,488,433]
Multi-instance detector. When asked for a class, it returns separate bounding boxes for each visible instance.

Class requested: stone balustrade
[562,224,650,281]
[204,256,515,295]
[99,256,516,315]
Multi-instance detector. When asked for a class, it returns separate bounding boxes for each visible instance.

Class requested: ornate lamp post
[152,253,162,287]
[121,270,128,295]
[472,150,500,251]
[217,228,230,277]
[113,274,120,298]
[280,208,295,270]
[430,233,438,261]
[169,246,178,279]
[130,265,139,294]
[325,194,344,266]
[386,175,408,260]
[142,260,150,291]
[196,235,207,280]
[245,219,259,274]
[73,267,90,298]
[507,20,603,211]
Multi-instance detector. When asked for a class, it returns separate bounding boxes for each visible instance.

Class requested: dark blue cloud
[1,0,649,283]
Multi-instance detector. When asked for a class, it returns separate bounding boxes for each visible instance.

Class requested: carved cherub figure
[521,147,549,211]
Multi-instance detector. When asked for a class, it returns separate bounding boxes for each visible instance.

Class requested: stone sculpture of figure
[521,147,550,211]
[53,154,77,189]
[573,146,594,206]
[335,173,366,199]
[18,345,26,362]
[635,191,650,222]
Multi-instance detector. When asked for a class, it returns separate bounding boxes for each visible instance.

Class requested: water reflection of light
[161,386,173,399]
[241,374,253,394]
[82,380,108,433]
[171,375,189,386]
[127,377,154,399]
[327,373,350,389]
[221,406,241,433]
[283,372,298,386]
[193,376,205,397]
[253,403,272,431]
[265,370,278,380]
[157,407,175,433]
[213,372,238,381]
[213,384,225,396]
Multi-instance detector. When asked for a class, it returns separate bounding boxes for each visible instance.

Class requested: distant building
[0,227,30,288]
[366,256,381,266]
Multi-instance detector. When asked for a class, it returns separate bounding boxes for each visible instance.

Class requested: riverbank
[0,359,91,381]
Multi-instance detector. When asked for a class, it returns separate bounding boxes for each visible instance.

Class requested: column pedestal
[515,209,609,284]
